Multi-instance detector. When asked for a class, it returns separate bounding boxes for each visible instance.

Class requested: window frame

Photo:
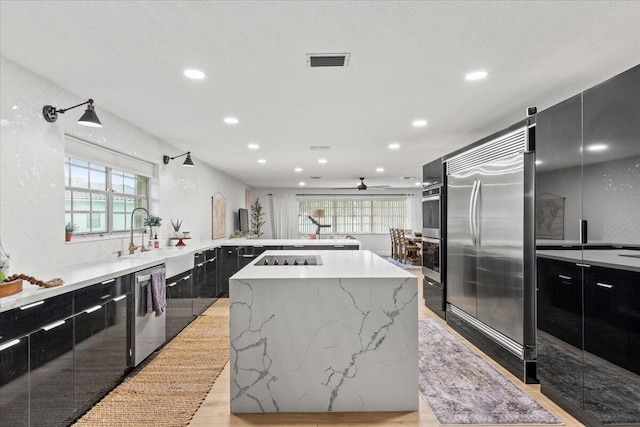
[64,156,150,236]
[297,198,407,235]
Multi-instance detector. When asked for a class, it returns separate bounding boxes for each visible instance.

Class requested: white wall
[536,156,640,244]
[0,56,249,275]
[251,187,422,256]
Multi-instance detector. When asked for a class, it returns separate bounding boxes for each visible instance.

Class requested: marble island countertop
[536,249,640,272]
[1,239,361,312]
[231,249,413,280]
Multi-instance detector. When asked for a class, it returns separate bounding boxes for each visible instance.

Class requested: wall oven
[422,186,441,239]
[422,184,442,282]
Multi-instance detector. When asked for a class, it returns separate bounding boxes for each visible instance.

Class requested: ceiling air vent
[401,176,417,180]
[309,176,323,180]
[306,53,350,68]
[310,145,331,150]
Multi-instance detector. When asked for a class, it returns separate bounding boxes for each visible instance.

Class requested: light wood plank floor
[189,270,584,426]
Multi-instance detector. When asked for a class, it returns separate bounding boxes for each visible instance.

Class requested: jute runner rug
[74,301,229,427]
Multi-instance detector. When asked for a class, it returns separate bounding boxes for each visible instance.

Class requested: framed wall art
[212,192,227,239]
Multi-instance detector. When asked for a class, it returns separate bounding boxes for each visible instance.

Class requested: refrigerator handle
[474,180,481,247]
[469,180,478,247]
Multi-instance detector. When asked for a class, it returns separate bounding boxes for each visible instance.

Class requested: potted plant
[65,223,77,242]
[144,215,162,239]
[171,218,183,238]
[251,198,266,239]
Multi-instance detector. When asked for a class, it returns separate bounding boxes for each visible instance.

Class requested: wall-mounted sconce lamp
[42,99,103,128]
[163,152,195,167]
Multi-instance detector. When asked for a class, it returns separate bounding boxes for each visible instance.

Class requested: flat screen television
[239,208,249,234]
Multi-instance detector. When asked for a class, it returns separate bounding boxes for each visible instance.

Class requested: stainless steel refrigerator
[445,124,536,382]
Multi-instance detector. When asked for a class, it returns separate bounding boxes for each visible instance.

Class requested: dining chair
[398,229,420,264]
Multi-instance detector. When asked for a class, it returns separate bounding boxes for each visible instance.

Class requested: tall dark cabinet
[536,65,640,426]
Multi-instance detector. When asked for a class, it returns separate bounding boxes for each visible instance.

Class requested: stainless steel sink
[257,255,322,266]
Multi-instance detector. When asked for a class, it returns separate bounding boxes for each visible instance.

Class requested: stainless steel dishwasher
[133,264,166,366]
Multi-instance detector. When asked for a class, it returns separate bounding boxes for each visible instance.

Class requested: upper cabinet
[536,65,640,246]
[582,65,640,246]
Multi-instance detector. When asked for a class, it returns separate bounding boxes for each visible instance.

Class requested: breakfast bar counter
[229,250,418,413]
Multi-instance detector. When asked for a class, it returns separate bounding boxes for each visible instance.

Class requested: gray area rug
[419,319,561,425]
[384,257,422,270]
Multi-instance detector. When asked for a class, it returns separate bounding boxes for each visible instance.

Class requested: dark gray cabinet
[536,64,640,426]
[0,334,29,427]
[423,277,445,319]
[0,274,133,427]
[29,316,75,427]
[165,271,194,340]
[192,251,207,316]
[536,257,583,349]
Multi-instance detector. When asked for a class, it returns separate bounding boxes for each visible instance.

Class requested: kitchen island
[229,250,418,413]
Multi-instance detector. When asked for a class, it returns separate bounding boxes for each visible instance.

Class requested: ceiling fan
[332,177,390,191]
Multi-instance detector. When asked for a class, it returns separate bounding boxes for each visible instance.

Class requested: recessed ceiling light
[388,143,400,150]
[184,69,205,79]
[257,159,266,164]
[299,181,306,186]
[294,167,303,172]
[247,143,259,150]
[224,117,239,125]
[586,143,608,152]
[465,70,488,81]
[412,119,427,127]
[318,158,327,164]
[376,167,384,172]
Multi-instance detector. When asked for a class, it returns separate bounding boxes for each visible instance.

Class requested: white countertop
[231,249,413,280]
[218,238,360,247]
[536,249,640,272]
[0,239,362,312]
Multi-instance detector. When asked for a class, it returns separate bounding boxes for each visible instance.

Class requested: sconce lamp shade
[182,152,195,167]
[42,98,102,128]
[163,151,195,167]
[76,104,102,127]
[313,209,325,218]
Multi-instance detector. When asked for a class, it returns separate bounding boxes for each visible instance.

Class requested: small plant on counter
[171,218,183,232]
[251,198,265,239]
[144,216,162,227]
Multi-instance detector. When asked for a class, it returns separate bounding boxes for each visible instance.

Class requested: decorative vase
[65,232,72,242]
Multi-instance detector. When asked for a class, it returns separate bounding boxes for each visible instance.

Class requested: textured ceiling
[2,1,640,189]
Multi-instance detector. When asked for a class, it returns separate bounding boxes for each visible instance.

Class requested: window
[298,199,407,234]
[64,157,149,234]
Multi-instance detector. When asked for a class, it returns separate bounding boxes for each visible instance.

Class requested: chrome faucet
[129,207,151,254]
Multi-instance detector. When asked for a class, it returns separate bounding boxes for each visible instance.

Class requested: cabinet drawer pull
[576,263,591,268]
[333,245,345,248]
[101,278,116,285]
[42,320,66,332]
[0,339,21,352]
[183,275,191,280]
[558,275,572,280]
[427,281,434,286]
[293,245,304,248]
[168,282,177,287]
[113,295,127,302]
[596,282,613,289]
[20,300,45,310]
[197,263,204,267]
[242,255,254,258]
[85,305,102,314]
